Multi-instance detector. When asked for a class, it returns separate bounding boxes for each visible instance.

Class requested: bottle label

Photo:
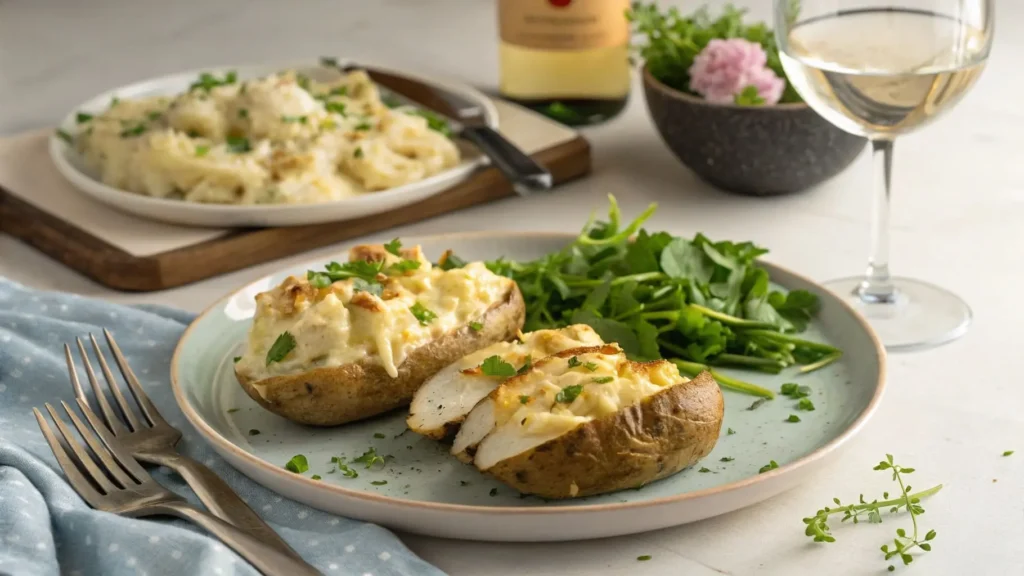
[498,0,631,51]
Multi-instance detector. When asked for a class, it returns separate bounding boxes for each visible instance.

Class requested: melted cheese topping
[491,348,685,437]
[455,324,604,373]
[236,245,512,382]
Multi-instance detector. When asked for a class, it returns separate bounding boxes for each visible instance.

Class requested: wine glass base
[822,276,972,352]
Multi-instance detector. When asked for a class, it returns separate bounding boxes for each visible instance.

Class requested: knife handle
[461,126,553,196]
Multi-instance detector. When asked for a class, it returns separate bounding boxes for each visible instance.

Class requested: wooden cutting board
[0,127,589,292]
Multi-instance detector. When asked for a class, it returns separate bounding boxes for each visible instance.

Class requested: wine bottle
[497,0,631,126]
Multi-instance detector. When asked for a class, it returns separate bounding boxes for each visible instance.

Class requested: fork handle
[144,452,300,560]
[152,501,322,576]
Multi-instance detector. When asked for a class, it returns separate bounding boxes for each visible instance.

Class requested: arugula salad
[483,196,841,399]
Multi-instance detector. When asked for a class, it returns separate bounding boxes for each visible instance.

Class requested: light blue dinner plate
[171,232,885,542]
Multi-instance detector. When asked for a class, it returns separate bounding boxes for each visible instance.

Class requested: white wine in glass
[774,1,994,350]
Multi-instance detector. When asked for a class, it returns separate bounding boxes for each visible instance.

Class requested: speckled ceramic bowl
[642,66,866,196]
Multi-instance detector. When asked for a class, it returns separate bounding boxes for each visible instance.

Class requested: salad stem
[672,359,775,399]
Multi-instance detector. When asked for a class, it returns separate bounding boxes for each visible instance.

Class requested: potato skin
[235,285,525,426]
[482,370,723,498]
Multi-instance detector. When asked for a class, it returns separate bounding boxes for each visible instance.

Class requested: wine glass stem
[858,138,897,304]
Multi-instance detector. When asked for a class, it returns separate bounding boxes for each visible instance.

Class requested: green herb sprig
[803,455,942,571]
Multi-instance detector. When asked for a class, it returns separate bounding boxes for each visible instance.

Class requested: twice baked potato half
[452,345,724,498]
[407,324,604,440]
[234,243,525,426]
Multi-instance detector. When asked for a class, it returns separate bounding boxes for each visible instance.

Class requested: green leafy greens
[483,196,839,398]
[628,3,803,104]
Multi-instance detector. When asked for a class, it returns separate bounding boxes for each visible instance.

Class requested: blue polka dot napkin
[0,278,445,576]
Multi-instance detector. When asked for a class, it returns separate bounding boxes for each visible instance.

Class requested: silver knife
[344,63,554,196]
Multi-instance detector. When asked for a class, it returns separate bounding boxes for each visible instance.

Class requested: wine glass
[774,0,995,350]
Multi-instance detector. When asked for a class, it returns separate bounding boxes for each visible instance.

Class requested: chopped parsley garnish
[319,56,339,68]
[468,321,483,331]
[265,331,296,365]
[352,447,389,469]
[409,302,437,325]
[248,429,260,436]
[311,475,322,480]
[583,362,598,372]
[567,356,581,368]
[195,145,211,157]
[698,467,711,473]
[147,111,162,121]
[780,383,811,398]
[747,398,767,411]
[330,456,359,478]
[325,102,347,115]
[384,238,402,256]
[55,129,74,144]
[797,398,815,411]
[1003,450,1014,457]
[518,395,531,404]
[438,251,467,270]
[555,384,584,404]
[370,480,388,486]
[226,408,239,414]
[459,480,470,486]
[727,428,736,435]
[516,355,533,375]
[373,432,386,439]
[238,108,249,119]
[281,115,308,124]
[592,376,614,384]
[409,109,452,137]
[189,70,237,92]
[296,74,312,91]
[489,488,498,497]
[352,277,384,296]
[323,259,385,283]
[226,136,251,153]
[786,414,801,423]
[307,270,333,288]
[75,112,93,124]
[637,555,652,562]
[120,124,147,138]
[759,460,780,474]
[480,355,516,378]
[354,121,372,131]
[233,356,241,363]
[353,146,363,158]
[720,457,734,462]
[388,259,421,274]
[284,454,309,473]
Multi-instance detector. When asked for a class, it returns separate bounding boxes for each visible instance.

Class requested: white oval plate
[170,232,885,542]
[50,61,497,228]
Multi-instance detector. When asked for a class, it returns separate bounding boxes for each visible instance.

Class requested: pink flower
[688,38,786,105]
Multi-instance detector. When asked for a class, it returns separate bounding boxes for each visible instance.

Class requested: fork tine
[34,408,104,507]
[73,338,129,436]
[60,400,137,487]
[87,333,142,431]
[102,329,166,427]
[77,398,151,482]
[65,344,88,403]
[42,403,118,494]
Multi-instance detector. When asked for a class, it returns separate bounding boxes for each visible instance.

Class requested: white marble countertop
[3,1,1023,574]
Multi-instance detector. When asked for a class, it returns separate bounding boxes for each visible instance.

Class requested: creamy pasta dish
[67,67,461,205]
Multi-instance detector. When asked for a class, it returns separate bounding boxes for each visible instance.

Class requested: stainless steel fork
[33,399,320,576]
[65,329,298,559]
